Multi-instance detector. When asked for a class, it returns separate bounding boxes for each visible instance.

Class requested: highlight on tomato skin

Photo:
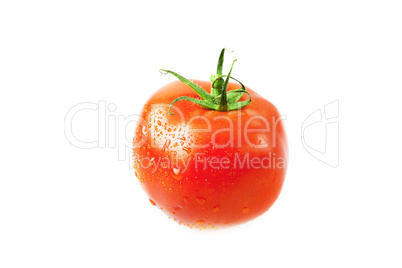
[133,49,288,229]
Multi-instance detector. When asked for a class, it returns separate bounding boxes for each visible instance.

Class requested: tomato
[133,49,288,229]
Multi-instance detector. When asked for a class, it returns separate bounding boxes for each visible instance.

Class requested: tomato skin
[133,80,288,228]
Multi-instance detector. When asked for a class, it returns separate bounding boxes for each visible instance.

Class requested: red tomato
[133,49,288,229]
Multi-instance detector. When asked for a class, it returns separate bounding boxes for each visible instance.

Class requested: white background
[1,1,402,267]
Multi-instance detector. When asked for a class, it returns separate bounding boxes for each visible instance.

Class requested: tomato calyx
[159,48,252,115]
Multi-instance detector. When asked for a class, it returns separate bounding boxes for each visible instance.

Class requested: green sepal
[169,96,218,115]
[160,69,213,101]
[160,48,252,114]
[212,75,248,104]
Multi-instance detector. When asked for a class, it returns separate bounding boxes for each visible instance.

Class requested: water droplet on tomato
[196,197,206,204]
[172,168,183,180]
[173,168,180,175]
[162,139,171,152]
[161,162,168,169]
[212,205,220,212]
[183,146,192,154]
[242,207,249,213]
[142,125,148,135]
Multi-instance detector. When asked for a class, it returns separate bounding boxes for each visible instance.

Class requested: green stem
[160,48,252,113]
[211,48,227,97]
[218,59,237,111]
